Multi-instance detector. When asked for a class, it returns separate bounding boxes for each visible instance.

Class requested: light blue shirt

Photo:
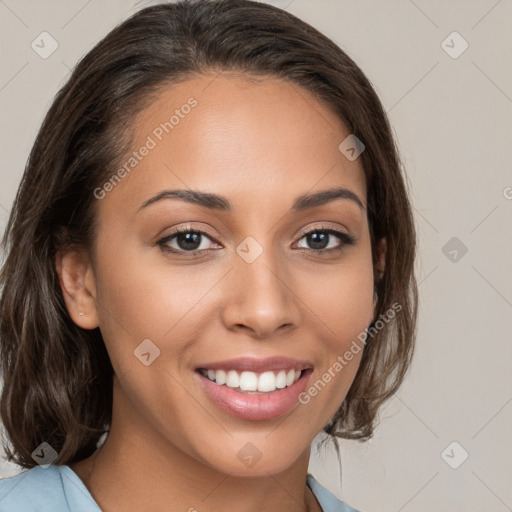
[0,465,361,511]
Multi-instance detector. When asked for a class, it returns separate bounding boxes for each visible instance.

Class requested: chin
[193,436,308,478]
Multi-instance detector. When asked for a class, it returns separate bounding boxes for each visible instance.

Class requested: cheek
[92,240,221,367]
[323,261,374,378]
[296,258,375,341]
[292,255,374,422]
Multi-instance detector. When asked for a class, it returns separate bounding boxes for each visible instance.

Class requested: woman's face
[78,74,379,475]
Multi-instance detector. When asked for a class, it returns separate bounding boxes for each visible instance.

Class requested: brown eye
[157,228,219,254]
[296,228,356,252]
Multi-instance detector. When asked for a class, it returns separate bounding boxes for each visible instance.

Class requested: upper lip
[196,356,313,373]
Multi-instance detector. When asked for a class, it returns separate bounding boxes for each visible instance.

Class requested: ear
[55,246,99,329]
[375,237,386,280]
[373,237,387,310]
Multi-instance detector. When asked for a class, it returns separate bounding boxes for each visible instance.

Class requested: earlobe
[375,237,387,280]
[372,237,387,315]
[56,247,99,329]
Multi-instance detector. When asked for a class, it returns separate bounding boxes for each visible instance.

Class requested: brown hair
[0,0,418,469]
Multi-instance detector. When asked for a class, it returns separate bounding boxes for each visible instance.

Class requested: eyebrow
[137,186,365,213]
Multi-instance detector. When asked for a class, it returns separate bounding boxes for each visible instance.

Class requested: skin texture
[57,73,385,512]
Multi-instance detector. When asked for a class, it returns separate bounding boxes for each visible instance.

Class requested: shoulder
[0,464,101,512]
[307,473,362,512]
[1,467,359,512]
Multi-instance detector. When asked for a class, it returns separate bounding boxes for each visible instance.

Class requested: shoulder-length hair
[0,0,418,468]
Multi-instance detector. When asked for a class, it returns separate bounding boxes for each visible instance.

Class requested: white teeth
[275,370,287,389]
[202,368,303,393]
[239,371,258,391]
[225,370,240,388]
[215,369,226,385]
[258,371,276,392]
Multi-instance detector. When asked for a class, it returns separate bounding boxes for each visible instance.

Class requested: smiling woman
[0,1,418,511]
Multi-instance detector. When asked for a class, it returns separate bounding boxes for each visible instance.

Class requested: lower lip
[195,369,312,421]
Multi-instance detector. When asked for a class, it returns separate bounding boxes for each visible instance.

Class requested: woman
[0,1,418,510]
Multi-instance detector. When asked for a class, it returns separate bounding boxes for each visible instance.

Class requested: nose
[221,246,301,338]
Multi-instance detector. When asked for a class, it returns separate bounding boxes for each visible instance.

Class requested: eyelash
[157,225,356,257]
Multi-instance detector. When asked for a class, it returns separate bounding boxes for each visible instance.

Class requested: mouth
[194,356,314,421]
[196,367,309,394]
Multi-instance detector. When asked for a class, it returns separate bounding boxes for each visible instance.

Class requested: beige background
[1,1,512,511]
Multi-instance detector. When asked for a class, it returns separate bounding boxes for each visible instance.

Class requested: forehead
[101,73,367,215]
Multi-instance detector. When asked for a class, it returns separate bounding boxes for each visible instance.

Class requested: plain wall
[1,1,511,511]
